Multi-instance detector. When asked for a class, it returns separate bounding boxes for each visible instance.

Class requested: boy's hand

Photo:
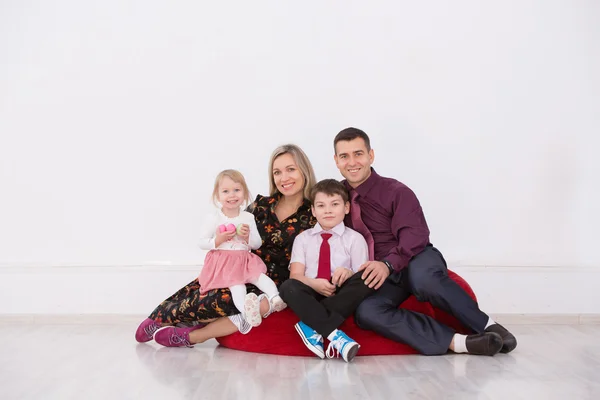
[331,267,353,287]
[237,224,250,242]
[312,279,336,297]
[358,261,390,289]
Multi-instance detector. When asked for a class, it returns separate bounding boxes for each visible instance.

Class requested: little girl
[197,169,286,327]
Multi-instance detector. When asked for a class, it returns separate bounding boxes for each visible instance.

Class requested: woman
[135,144,317,347]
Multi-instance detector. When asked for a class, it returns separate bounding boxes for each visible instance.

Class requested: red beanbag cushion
[216,270,476,356]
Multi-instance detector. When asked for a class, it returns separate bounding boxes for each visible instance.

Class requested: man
[333,127,517,356]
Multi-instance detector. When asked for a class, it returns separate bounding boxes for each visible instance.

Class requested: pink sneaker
[135,318,162,343]
[154,326,202,348]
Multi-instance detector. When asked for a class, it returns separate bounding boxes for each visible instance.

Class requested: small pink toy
[218,223,236,233]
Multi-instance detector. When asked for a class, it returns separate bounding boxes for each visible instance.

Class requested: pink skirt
[198,250,267,294]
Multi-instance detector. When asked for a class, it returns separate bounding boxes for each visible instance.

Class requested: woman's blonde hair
[268,144,316,200]
[212,169,252,207]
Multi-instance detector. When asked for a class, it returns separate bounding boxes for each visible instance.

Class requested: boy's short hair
[309,179,349,204]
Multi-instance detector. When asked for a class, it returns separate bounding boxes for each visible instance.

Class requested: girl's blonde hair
[268,144,316,200]
[212,169,252,207]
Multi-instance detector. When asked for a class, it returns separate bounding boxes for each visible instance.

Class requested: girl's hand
[331,267,353,287]
[215,228,236,247]
[237,223,250,242]
[311,278,336,297]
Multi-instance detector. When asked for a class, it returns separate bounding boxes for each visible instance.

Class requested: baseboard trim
[1,313,599,326]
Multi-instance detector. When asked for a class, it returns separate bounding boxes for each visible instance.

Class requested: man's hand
[237,223,250,242]
[311,278,336,297]
[358,261,390,289]
[331,267,353,287]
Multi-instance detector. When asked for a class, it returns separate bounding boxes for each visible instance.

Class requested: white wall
[1,1,599,314]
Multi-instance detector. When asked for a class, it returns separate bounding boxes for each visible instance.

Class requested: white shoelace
[169,329,192,347]
[144,322,160,338]
[309,332,323,344]
[326,335,350,359]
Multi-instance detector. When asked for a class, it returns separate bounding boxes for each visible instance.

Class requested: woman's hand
[215,228,236,247]
[331,267,353,287]
[311,278,336,297]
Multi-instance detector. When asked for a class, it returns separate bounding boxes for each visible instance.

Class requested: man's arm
[383,186,430,272]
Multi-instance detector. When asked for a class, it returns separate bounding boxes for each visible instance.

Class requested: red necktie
[317,233,332,279]
[350,191,375,261]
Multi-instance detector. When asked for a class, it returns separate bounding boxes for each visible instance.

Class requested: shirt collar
[342,167,380,199]
[310,221,346,236]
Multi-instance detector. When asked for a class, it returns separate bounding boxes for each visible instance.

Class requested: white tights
[229,273,279,319]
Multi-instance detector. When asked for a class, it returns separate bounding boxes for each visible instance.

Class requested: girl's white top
[198,209,262,251]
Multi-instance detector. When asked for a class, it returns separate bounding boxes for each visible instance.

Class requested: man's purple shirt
[343,168,430,271]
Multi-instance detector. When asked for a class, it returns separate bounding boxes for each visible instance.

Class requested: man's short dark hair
[334,127,371,153]
[309,179,349,204]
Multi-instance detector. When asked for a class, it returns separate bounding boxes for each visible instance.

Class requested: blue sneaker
[295,321,325,359]
[326,330,360,362]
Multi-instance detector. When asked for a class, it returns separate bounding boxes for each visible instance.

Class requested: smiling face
[217,176,246,212]
[311,192,350,231]
[334,137,375,188]
[272,152,305,198]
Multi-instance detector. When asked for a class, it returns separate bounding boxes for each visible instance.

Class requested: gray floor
[1,322,599,400]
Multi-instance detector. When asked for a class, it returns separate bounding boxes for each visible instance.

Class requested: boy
[278,179,375,362]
